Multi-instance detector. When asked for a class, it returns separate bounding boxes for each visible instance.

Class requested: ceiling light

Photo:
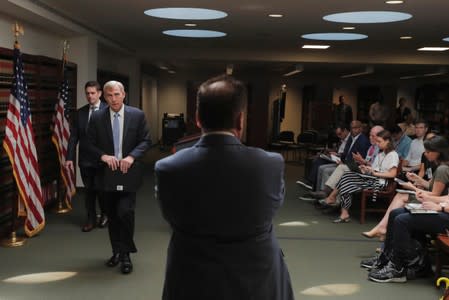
[417,47,449,51]
[443,37,449,42]
[283,64,304,77]
[342,27,355,30]
[163,29,226,38]
[385,0,404,4]
[302,45,330,49]
[302,33,367,41]
[144,8,227,20]
[400,68,447,79]
[323,11,412,23]
[268,14,283,18]
[185,23,197,27]
[341,66,374,78]
[400,36,412,40]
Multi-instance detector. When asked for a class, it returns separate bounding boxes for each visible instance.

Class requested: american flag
[51,63,76,210]
[2,46,45,237]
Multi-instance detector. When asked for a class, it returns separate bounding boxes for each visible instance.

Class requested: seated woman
[361,134,447,240]
[363,191,449,283]
[320,130,399,223]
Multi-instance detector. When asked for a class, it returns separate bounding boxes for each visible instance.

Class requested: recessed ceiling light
[268,14,283,18]
[417,47,449,51]
[302,33,367,41]
[144,8,227,20]
[342,27,355,30]
[302,45,330,49]
[185,23,197,27]
[323,11,412,23]
[385,0,404,4]
[163,29,226,38]
[400,36,412,40]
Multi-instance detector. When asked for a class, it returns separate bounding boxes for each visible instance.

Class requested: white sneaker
[296,180,313,190]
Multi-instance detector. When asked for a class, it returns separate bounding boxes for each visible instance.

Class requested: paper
[330,154,341,163]
[405,203,438,214]
[394,178,406,185]
[396,189,416,195]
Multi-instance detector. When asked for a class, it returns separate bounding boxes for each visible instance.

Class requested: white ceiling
[3,0,449,78]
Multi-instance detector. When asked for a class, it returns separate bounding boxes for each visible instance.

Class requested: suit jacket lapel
[122,105,130,145]
[104,109,113,143]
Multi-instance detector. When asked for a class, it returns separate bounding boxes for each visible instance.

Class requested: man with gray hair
[87,80,151,274]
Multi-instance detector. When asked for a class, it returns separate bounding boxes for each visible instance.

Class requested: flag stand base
[53,200,70,214]
[0,231,26,247]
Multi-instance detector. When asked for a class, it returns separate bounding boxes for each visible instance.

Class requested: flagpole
[1,22,26,247]
[53,40,71,214]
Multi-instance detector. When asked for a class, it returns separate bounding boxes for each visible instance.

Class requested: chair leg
[360,194,367,224]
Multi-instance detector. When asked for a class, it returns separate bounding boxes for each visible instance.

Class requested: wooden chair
[359,161,402,224]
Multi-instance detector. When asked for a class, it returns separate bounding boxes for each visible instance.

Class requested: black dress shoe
[98,215,108,228]
[120,253,133,274]
[81,223,95,232]
[106,253,120,267]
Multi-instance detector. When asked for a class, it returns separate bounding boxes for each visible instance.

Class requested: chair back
[278,131,295,143]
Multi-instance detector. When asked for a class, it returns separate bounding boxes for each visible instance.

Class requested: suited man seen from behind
[155,75,294,300]
[87,80,151,274]
[66,81,108,232]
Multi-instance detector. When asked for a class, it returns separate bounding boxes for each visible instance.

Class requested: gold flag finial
[12,22,24,49]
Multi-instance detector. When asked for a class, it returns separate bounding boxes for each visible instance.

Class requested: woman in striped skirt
[330,130,399,223]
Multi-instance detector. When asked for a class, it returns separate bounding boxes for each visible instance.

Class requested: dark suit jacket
[67,101,107,168]
[342,133,370,163]
[155,134,294,300]
[87,105,151,190]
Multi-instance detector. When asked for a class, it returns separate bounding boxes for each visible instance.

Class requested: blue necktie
[113,112,120,158]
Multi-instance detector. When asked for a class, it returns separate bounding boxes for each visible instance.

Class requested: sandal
[333,217,351,223]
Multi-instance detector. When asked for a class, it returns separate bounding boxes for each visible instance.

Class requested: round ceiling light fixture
[301,33,368,41]
[144,8,227,20]
[163,29,226,38]
[323,11,412,23]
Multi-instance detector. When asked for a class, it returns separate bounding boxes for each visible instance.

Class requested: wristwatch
[440,202,447,213]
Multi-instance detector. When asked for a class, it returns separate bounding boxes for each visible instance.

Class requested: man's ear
[195,110,202,129]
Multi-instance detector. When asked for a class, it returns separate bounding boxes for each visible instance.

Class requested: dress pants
[104,191,137,254]
[316,164,337,191]
[306,157,334,187]
[324,164,350,189]
[80,166,106,224]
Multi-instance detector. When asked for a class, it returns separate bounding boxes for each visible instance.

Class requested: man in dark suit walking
[87,80,151,274]
[66,81,108,232]
[155,75,294,300]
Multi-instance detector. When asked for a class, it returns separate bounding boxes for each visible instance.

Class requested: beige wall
[0,12,63,58]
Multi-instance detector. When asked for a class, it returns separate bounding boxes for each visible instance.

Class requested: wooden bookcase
[0,47,77,236]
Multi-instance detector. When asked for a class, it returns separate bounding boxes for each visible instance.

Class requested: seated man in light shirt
[402,120,428,172]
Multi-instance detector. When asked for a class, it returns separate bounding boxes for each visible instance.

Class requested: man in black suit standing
[87,80,151,274]
[155,75,294,300]
[66,81,108,232]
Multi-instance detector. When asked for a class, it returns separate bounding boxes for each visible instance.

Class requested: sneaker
[296,180,313,190]
[368,261,407,283]
[298,195,316,201]
[360,254,381,270]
